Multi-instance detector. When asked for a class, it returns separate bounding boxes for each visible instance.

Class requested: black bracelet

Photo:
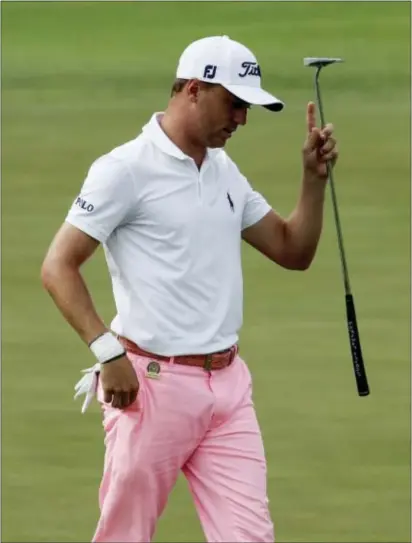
[88,332,107,348]
[101,352,126,365]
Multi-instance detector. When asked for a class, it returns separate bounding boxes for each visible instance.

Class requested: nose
[233,107,248,126]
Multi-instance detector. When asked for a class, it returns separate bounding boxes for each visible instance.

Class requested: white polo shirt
[66,113,271,355]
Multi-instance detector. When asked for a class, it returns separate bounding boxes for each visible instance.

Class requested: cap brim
[223,83,284,112]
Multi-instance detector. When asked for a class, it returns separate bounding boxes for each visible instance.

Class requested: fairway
[2,2,410,542]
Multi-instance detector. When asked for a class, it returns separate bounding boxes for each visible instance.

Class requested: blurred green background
[2,1,410,542]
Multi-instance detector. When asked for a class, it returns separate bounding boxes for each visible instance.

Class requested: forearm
[41,262,108,345]
[285,175,327,269]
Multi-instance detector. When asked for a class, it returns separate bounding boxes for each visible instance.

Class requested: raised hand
[302,101,338,181]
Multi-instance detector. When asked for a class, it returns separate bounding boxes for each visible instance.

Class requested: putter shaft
[314,68,351,296]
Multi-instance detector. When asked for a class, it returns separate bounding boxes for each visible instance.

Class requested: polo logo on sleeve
[203,65,217,79]
[75,196,94,213]
[238,62,261,78]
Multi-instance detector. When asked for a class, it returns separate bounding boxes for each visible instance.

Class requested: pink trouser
[93,352,275,543]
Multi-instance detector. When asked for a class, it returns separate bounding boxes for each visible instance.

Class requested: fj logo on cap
[203,65,217,79]
[238,61,261,78]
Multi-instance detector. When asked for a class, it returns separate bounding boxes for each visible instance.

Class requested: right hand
[302,101,338,182]
[100,354,140,409]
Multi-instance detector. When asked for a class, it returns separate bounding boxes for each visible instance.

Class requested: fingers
[306,101,316,134]
[303,111,338,174]
[321,123,334,139]
[129,388,138,406]
[104,389,114,404]
[111,390,131,410]
[306,97,333,136]
[306,100,335,148]
[320,136,336,155]
[319,129,337,163]
[321,149,338,163]
[103,384,139,409]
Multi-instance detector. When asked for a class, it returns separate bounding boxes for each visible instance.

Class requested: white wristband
[89,332,125,364]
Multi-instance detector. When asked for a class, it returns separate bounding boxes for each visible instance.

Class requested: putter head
[304,57,344,68]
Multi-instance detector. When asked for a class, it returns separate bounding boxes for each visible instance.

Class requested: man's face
[188,82,251,149]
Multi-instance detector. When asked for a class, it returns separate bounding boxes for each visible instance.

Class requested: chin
[208,137,227,149]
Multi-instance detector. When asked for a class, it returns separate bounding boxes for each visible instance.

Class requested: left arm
[242,175,327,270]
[242,101,338,271]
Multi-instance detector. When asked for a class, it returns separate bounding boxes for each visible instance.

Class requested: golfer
[41,35,338,543]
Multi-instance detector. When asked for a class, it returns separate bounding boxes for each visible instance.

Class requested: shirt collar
[141,112,221,162]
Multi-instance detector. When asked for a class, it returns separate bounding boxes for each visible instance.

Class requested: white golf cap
[176,35,284,112]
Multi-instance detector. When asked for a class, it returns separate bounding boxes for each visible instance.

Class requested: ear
[186,79,201,102]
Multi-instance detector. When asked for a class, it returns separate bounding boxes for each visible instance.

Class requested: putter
[304,57,370,397]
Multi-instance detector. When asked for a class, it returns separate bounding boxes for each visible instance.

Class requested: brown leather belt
[118,336,238,371]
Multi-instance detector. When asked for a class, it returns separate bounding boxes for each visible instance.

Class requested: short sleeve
[65,156,137,243]
[241,179,272,230]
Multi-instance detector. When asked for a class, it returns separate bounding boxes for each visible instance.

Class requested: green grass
[2,2,410,542]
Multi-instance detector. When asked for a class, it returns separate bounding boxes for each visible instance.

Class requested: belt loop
[169,356,175,365]
[203,354,213,372]
[230,345,237,364]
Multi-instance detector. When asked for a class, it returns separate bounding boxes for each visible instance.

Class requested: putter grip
[345,294,370,396]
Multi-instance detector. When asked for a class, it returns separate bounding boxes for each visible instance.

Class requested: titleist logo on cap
[238,62,261,78]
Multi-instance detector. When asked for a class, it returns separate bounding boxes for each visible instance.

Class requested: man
[41,35,338,543]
